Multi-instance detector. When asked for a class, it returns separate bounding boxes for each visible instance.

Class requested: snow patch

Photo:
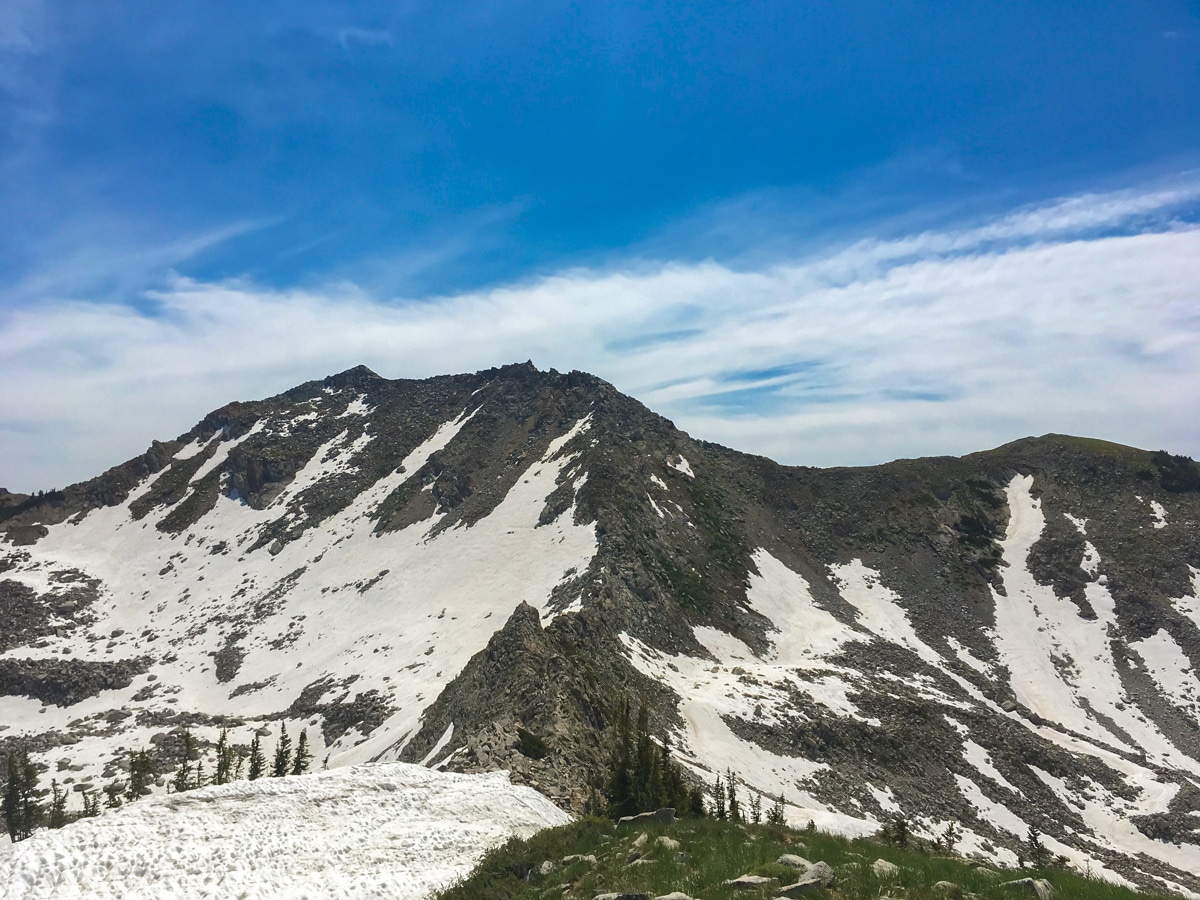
[1131,629,1200,715]
[667,455,694,478]
[0,763,570,899]
[338,394,373,418]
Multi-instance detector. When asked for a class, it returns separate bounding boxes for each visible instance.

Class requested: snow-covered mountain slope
[0,762,570,899]
[3,364,1200,894]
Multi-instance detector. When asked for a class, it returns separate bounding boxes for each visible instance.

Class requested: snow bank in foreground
[0,763,571,900]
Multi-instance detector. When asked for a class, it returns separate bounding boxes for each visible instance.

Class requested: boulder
[778,854,813,869]
[593,894,650,900]
[724,874,777,890]
[652,894,692,900]
[617,808,676,827]
[779,861,835,896]
[563,854,598,866]
[932,881,964,897]
[873,859,900,878]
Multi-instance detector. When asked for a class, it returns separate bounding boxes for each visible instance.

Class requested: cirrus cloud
[2,184,1199,491]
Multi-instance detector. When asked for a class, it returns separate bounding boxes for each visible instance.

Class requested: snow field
[0,762,571,900]
[1,401,598,792]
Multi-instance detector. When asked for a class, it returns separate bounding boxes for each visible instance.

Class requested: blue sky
[2,1,1200,490]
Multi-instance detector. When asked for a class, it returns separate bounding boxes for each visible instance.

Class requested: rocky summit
[2,363,1199,893]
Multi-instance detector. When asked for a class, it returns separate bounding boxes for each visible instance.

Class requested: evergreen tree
[171,731,196,793]
[102,782,123,809]
[632,701,654,810]
[272,723,292,777]
[1027,826,1049,867]
[214,727,233,786]
[48,780,68,829]
[713,774,727,820]
[600,697,702,820]
[766,792,787,826]
[126,750,154,802]
[726,769,742,824]
[291,729,312,776]
[2,748,44,842]
[750,790,762,825]
[193,758,206,791]
[603,699,636,819]
[1,751,19,841]
[80,790,100,818]
[248,734,265,781]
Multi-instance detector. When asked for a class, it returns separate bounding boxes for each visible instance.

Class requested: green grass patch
[434,817,1181,900]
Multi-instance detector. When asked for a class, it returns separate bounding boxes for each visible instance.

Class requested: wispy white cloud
[2,185,1199,491]
[336,27,394,50]
[2,217,279,303]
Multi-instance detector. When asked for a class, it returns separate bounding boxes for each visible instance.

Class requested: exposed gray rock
[873,858,900,878]
[932,881,964,897]
[778,853,813,869]
[724,874,777,889]
[779,860,836,896]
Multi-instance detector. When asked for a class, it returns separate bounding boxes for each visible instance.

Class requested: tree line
[591,697,785,826]
[2,722,315,842]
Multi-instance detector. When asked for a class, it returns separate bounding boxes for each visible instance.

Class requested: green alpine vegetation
[434,816,1181,900]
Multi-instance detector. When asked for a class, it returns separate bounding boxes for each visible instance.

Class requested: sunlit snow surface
[0,763,570,900]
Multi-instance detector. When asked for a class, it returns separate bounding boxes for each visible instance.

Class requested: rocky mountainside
[2,363,1199,894]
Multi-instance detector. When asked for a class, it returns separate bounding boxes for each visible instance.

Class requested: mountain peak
[1,367,1198,891]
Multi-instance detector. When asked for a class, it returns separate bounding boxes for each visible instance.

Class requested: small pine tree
[171,731,196,793]
[713,774,726,821]
[1027,826,1049,867]
[48,780,68,829]
[750,790,762,825]
[126,750,154,802]
[102,782,123,809]
[1,751,20,841]
[2,748,45,841]
[291,729,312,776]
[193,758,206,791]
[687,786,706,818]
[939,821,961,854]
[214,727,233,786]
[766,792,787,826]
[80,790,100,818]
[726,769,741,824]
[272,723,292,778]
[248,734,265,781]
[604,699,635,819]
[583,784,605,818]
